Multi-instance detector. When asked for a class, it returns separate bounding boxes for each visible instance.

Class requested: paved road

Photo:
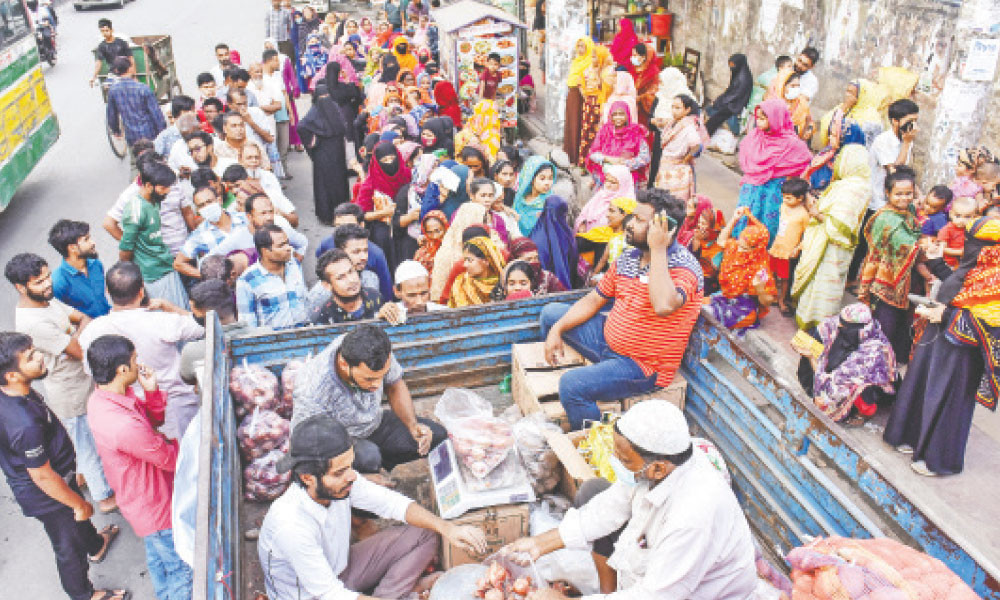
[0,0,304,596]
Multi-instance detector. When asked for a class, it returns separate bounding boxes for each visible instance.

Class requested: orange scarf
[718,217,776,298]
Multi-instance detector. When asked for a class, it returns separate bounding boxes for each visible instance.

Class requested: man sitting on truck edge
[540,188,703,430]
[258,414,487,600]
[291,324,447,476]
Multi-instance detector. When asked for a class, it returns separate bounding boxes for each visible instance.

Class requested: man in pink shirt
[86,334,192,600]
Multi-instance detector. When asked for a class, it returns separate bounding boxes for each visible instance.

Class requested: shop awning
[431,0,528,33]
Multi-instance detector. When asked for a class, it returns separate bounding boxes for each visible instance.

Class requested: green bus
[0,0,60,211]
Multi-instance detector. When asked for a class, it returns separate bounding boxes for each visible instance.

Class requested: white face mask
[609,455,645,488]
[199,202,224,223]
[246,167,262,179]
[630,56,644,66]
[785,87,801,100]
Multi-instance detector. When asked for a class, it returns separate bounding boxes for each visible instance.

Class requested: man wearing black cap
[258,415,487,600]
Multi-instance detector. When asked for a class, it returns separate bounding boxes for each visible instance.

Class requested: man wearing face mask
[79,261,204,440]
[507,401,756,599]
[120,159,191,308]
[292,324,446,476]
[173,186,251,279]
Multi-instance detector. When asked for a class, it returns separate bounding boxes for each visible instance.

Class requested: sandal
[91,589,130,600]
[89,524,120,564]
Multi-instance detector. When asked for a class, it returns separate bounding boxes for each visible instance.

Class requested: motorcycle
[35,18,57,66]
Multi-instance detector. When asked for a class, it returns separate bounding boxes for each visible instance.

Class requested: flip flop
[89,524,120,564]
[92,590,130,600]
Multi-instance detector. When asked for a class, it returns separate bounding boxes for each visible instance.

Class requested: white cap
[616,400,691,455]
[395,260,429,286]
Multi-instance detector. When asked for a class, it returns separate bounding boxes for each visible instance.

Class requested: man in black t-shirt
[90,18,132,88]
[0,332,128,600]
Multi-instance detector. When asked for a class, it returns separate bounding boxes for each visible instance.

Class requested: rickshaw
[93,34,182,158]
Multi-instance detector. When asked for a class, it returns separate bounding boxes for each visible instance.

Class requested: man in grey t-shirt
[291,324,446,473]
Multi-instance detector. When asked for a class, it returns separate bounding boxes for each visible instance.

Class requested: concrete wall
[666,0,1000,185]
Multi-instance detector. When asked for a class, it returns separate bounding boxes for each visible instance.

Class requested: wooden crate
[543,429,596,499]
[511,342,687,431]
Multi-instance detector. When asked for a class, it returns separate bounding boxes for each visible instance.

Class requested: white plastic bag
[513,414,562,494]
[435,389,515,481]
[243,446,291,502]
[530,501,600,595]
[710,129,738,155]
[238,408,290,461]
[229,359,281,419]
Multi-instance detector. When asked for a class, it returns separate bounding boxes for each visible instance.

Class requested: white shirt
[868,130,909,211]
[798,70,819,100]
[109,182,192,256]
[79,308,205,439]
[258,477,412,600]
[246,105,276,150]
[251,170,296,215]
[558,452,756,600]
[249,77,283,128]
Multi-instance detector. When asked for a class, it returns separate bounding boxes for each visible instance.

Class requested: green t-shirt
[119,194,175,282]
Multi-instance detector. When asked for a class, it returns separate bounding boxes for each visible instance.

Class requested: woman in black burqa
[298,65,353,223]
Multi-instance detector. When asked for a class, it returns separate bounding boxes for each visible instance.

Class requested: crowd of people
[1,1,998,599]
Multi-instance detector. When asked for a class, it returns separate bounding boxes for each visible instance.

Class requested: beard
[315,477,351,501]
[27,288,53,303]
[626,230,648,251]
[333,288,361,304]
[79,248,99,260]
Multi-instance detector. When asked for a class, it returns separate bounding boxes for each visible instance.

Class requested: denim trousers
[540,303,658,430]
[144,529,193,600]
[64,415,113,502]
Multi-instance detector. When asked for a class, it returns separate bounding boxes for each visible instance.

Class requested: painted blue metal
[195,296,999,599]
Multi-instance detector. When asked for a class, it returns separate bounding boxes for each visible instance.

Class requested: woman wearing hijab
[391,148,435,267]
[297,67,351,223]
[421,161,470,220]
[578,45,614,167]
[586,101,651,186]
[318,62,364,124]
[708,210,778,331]
[455,100,502,161]
[414,210,448,273]
[392,36,418,72]
[430,206,492,300]
[766,70,813,141]
[358,17,377,47]
[509,237,567,295]
[264,37,304,151]
[311,46,360,91]
[433,80,463,128]
[420,116,455,157]
[448,236,507,307]
[681,195,725,292]
[734,99,812,243]
[793,145,872,329]
[563,36,593,165]
[600,71,638,124]
[706,54,754,135]
[797,304,898,424]
[375,21,395,48]
[629,43,661,131]
[298,6,323,52]
[654,95,710,201]
[574,163,634,234]
[609,17,639,69]
[356,142,413,260]
[529,195,579,290]
[513,155,557,237]
[299,34,329,90]
[885,217,1000,476]
[649,67,695,184]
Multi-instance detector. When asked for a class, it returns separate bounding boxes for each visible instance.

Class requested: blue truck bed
[192,291,1000,599]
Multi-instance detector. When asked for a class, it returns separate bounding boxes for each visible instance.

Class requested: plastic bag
[435,389,515,481]
[229,359,281,419]
[530,501,600,596]
[577,419,617,482]
[512,414,562,494]
[238,408,290,461]
[710,129,738,155]
[429,564,486,600]
[278,359,305,419]
[473,551,548,599]
[243,446,291,502]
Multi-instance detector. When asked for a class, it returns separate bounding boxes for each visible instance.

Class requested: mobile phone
[900,120,915,133]
[656,210,677,230]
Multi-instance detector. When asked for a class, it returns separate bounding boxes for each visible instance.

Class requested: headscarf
[456,100,502,160]
[421,116,455,155]
[577,195,637,245]
[587,101,649,184]
[857,202,921,309]
[718,215,776,299]
[653,68,695,119]
[513,156,556,236]
[737,99,812,186]
[567,36,595,88]
[449,236,507,307]
[813,304,897,422]
[358,17,376,46]
[768,70,812,140]
[845,79,887,126]
[392,36,417,72]
[411,152,439,196]
[712,54,754,114]
[414,209,448,272]
[508,237,568,294]
[297,70,348,143]
[300,34,329,81]
[398,141,421,164]
[608,18,639,67]
[530,195,578,290]
[677,195,718,247]
[601,71,638,123]
[430,204,487,298]
[630,43,661,104]
[574,164,635,233]
[355,142,412,212]
[433,80,462,128]
[379,54,401,83]
[326,45,360,85]
[438,162,471,219]
[375,22,395,48]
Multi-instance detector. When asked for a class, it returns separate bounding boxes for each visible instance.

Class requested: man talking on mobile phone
[540,188,704,430]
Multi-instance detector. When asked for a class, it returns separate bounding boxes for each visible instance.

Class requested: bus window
[0,0,31,50]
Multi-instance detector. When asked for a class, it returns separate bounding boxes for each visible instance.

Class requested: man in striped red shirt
[541,189,704,430]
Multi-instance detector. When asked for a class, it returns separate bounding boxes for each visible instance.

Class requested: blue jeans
[144,529,193,600]
[65,415,113,502]
[540,303,658,430]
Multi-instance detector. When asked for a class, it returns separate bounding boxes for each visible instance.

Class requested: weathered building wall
[666,0,1000,185]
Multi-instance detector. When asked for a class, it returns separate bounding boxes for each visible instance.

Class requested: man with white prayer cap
[377,260,445,326]
[509,400,756,599]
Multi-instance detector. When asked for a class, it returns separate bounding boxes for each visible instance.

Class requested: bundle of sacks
[784,536,978,599]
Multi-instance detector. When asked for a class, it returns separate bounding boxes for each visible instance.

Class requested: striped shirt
[179,211,250,262]
[236,260,308,329]
[597,246,703,386]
